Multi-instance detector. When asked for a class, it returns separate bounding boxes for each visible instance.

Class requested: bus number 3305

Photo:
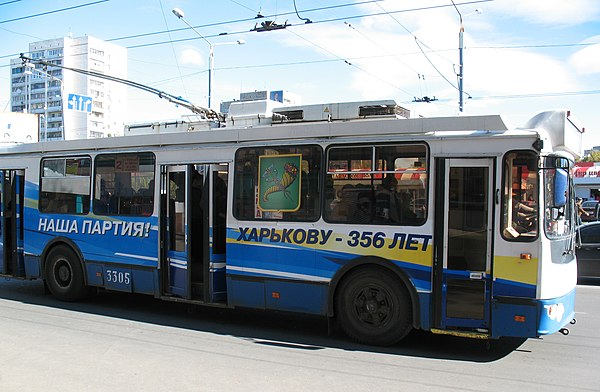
[105,269,131,285]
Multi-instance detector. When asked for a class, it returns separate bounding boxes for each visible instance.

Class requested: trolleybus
[0,100,581,345]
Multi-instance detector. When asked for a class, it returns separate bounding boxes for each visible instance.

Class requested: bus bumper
[491,288,576,338]
[537,287,576,336]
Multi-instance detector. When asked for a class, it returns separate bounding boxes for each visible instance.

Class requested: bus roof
[2,100,581,158]
[0,111,513,156]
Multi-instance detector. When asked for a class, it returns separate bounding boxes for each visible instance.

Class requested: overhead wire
[0,0,110,24]
[342,20,425,100]
[4,0,599,107]
[284,28,416,98]
[344,21,421,76]
[0,0,22,6]
[227,0,257,14]
[19,54,217,117]
[104,0,385,44]
[158,0,189,99]
[374,0,465,98]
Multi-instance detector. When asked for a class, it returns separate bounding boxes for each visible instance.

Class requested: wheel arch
[41,237,88,284]
[327,256,421,329]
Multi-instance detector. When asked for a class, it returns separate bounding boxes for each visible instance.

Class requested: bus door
[160,163,228,303]
[434,158,493,331]
[206,164,228,302]
[161,165,191,299]
[0,169,25,277]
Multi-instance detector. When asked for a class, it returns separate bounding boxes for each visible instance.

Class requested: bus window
[324,144,427,225]
[93,152,156,216]
[233,145,322,221]
[501,151,538,241]
[40,157,91,214]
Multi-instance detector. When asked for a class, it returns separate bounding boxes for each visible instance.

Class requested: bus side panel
[491,299,538,338]
[417,292,432,330]
[493,255,538,298]
[23,254,42,278]
[226,225,320,312]
[226,276,266,309]
[86,262,155,295]
[265,280,327,314]
[227,225,433,318]
[23,180,43,278]
[24,182,159,294]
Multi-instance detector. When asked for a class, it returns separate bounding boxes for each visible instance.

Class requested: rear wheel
[336,267,412,346]
[45,246,87,302]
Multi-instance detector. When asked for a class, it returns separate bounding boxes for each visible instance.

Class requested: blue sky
[1,0,599,149]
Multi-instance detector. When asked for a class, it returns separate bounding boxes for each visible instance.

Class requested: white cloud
[490,0,600,26]
[468,49,579,95]
[570,37,600,75]
[180,48,205,66]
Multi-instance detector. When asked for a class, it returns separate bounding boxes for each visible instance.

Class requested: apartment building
[10,35,127,140]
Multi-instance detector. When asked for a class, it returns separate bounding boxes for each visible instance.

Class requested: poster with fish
[258,154,302,212]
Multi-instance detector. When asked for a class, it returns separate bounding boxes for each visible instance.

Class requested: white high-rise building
[10,35,127,140]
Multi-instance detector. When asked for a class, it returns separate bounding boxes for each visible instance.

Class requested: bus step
[191,283,204,297]
[430,328,490,340]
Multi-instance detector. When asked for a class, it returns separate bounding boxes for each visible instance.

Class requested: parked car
[575,221,600,280]
[581,200,599,222]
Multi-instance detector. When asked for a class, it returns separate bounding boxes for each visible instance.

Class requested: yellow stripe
[228,230,433,267]
[493,255,538,286]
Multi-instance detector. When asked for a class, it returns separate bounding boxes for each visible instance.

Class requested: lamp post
[452,2,482,113]
[172,7,245,109]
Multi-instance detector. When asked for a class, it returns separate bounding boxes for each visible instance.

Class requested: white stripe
[168,258,187,266]
[210,262,226,269]
[227,265,330,283]
[115,253,158,262]
[169,263,187,270]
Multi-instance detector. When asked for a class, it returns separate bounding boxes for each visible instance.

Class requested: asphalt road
[0,278,598,391]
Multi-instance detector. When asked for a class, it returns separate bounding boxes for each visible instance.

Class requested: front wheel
[45,246,88,302]
[336,267,412,346]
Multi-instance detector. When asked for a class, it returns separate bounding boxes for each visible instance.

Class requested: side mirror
[554,168,568,207]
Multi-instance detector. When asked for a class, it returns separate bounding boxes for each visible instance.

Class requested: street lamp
[172,7,245,109]
[452,2,482,113]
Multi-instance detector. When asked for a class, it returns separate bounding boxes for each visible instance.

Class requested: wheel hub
[365,298,378,313]
[56,262,72,286]
[354,287,391,326]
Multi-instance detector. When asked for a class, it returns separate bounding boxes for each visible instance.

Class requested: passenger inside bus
[353,192,373,223]
[375,175,399,222]
[398,191,418,224]
[329,184,355,221]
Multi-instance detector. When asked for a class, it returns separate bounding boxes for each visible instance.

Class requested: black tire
[335,267,412,346]
[45,246,88,302]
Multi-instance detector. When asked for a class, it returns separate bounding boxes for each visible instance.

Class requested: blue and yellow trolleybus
[0,100,581,345]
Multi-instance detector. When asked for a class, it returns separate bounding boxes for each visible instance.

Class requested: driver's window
[502,151,538,241]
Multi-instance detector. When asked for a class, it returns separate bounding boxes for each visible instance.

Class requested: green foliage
[580,151,600,162]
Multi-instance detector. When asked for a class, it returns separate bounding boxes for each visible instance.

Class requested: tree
[580,151,600,162]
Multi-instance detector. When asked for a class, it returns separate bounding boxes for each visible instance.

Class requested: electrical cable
[0,0,109,24]
[19,54,218,118]
[285,28,416,98]
[158,0,189,99]
[105,0,384,44]
[0,0,22,6]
